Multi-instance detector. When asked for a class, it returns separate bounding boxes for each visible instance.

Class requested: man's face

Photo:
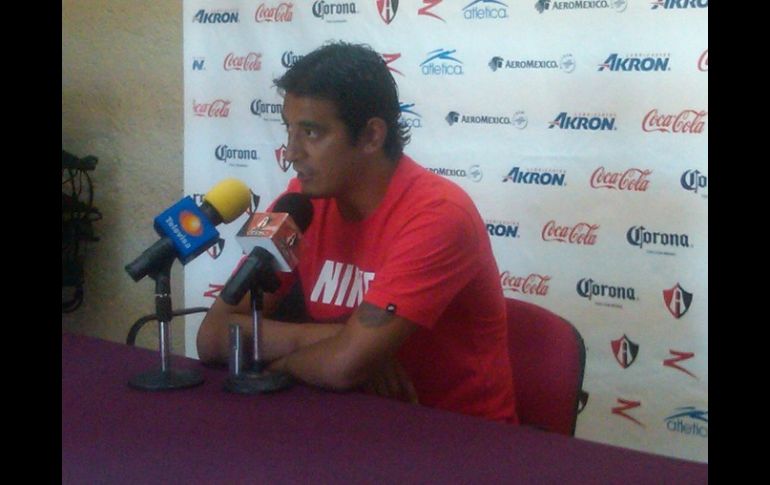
[281,93,360,198]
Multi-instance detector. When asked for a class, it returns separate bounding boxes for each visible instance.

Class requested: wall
[62,0,186,354]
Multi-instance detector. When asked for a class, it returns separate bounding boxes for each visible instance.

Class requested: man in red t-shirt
[197,41,517,423]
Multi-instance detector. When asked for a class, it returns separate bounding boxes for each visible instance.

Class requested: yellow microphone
[125,178,252,281]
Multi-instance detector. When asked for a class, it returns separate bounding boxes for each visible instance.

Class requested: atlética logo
[651,0,708,10]
[418,0,445,22]
[377,0,399,24]
[275,144,291,172]
[463,0,508,20]
[664,407,708,438]
[206,238,226,259]
[420,48,464,75]
[399,102,422,129]
[663,283,692,319]
[611,334,639,368]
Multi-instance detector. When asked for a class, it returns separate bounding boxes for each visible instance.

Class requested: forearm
[196,300,343,365]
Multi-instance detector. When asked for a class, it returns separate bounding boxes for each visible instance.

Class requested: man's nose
[284,132,304,163]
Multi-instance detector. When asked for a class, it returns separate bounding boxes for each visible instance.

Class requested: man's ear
[358,117,387,155]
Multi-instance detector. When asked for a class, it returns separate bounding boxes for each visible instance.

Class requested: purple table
[62,333,708,484]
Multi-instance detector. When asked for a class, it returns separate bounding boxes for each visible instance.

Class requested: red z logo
[418,0,445,22]
[663,350,697,379]
[203,283,224,299]
[612,398,644,427]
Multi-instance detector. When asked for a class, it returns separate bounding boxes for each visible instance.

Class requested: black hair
[274,41,410,161]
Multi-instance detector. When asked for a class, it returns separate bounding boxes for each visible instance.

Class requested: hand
[363,357,419,404]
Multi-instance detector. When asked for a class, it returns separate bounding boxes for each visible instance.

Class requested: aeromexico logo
[427,165,483,183]
[535,0,628,13]
[310,260,375,308]
[445,110,527,129]
[489,54,575,73]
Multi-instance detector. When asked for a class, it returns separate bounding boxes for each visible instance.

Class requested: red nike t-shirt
[276,155,517,423]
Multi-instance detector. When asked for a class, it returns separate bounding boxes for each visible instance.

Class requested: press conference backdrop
[182,0,707,463]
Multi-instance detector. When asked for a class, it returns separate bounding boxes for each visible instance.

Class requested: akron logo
[611,334,639,368]
[663,283,693,319]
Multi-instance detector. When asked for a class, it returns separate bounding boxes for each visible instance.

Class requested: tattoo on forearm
[357,303,392,328]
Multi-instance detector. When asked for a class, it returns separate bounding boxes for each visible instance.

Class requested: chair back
[506,298,586,436]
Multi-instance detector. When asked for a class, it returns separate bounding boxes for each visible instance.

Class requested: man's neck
[336,154,400,221]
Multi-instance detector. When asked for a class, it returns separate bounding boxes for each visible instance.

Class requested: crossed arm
[196,292,418,400]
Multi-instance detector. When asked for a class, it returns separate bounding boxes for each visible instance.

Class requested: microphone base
[128,368,204,391]
[224,369,294,394]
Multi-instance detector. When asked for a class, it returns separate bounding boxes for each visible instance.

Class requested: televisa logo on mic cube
[153,196,219,264]
[236,212,302,271]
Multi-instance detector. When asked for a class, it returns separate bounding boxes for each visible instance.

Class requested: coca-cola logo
[500,272,550,296]
[590,167,652,191]
[697,49,708,72]
[642,109,707,134]
[542,220,599,245]
[224,52,262,71]
[255,2,294,22]
[192,99,231,118]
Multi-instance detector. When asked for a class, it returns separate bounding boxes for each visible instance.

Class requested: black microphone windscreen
[273,193,313,233]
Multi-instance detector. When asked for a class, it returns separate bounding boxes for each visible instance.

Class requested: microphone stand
[224,277,293,394]
[128,257,204,391]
